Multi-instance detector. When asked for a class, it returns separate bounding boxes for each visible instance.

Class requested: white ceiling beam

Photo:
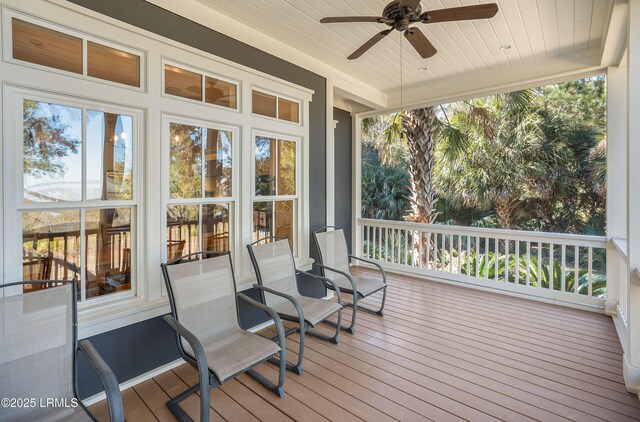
[601,0,630,67]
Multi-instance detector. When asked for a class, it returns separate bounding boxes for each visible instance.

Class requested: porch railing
[356,218,608,309]
[610,238,630,352]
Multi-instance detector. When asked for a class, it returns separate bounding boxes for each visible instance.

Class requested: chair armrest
[296,270,343,305]
[237,293,287,354]
[252,284,306,325]
[78,340,124,422]
[313,263,358,295]
[162,315,211,420]
[348,255,387,284]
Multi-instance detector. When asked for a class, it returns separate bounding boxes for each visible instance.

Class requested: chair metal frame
[0,280,124,422]
[160,252,287,422]
[247,236,343,375]
[313,226,388,334]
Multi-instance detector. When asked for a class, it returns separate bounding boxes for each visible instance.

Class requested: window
[19,96,138,301]
[87,42,141,87]
[252,89,300,123]
[253,135,298,249]
[163,62,238,110]
[166,119,235,260]
[9,16,143,88]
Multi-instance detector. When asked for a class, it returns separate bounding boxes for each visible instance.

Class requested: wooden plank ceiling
[195,0,612,97]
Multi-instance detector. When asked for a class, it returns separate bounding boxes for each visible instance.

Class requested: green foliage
[362,76,607,235]
[361,146,411,220]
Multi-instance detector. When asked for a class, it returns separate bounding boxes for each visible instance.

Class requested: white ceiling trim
[145,0,388,108]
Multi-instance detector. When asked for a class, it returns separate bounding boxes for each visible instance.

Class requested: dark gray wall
[65,0,328,398]
[333,108,353,253]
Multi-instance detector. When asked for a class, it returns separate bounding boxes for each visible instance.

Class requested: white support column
[624,0,640,395]
[352,115,362,258]
[606,64,628,316]
[326,78,336,227]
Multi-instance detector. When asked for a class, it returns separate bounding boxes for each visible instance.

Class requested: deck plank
[87,268,640,421]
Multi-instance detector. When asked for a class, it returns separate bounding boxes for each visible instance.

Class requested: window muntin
[12,18,83,74]
[87,42,141,87]
[9,16,143,89]
[166,119,235,260]
[252,89,301,124]
[163,62,239,111]
[18,96,138,301]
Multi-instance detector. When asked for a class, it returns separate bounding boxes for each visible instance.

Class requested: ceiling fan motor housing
[383,0,422,31]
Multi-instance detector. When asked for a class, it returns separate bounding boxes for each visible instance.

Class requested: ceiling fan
[320,0,499,60]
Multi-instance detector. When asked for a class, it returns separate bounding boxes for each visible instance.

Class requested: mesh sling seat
[161,252,287,422]
[0,280,124,422]
[247,238,343,375]
[313,226,387,334]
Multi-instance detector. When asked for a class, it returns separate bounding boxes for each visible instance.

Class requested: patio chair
[0,280,124,422]
[313,226,387,334]
[160,252,287,422]
[247,237,343,375]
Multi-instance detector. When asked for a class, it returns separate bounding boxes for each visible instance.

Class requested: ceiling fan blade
[404,28,437,58]
[348,29,393,60]
[320,16,384,23]
[421,3,498,23]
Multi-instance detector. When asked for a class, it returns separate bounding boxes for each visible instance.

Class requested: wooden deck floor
[89,268,640,421]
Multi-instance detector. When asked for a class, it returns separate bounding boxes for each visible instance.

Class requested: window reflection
[253,202,273,243]
[277,140,296,195]
[205,77,237,109]
[167,205,199,260]
[165,64,202,101]
[87,111,133,201]
[23,100,82,202]
[87,42,140,87]
[275,200,294,243]
[22,210,81,294]
[170,123,202,199]
[203,204,229,253]
[278,98,299,123]
[252,91,277,118]
[204,129,232,198]
[85,208,132,298]
[255,137,276,196]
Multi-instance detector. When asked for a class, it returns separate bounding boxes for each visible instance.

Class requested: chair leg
[308,308,341,344]
[270,325,304,375]
[166,383,209,422]
[247,367,286,398]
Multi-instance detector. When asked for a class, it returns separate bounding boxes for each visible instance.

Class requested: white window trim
[2,8,147,92]
[161,57,242,113]
[251,130,302,256]
[251,85,303,126]
[0,1,314,338]
[2,85,144,307]
[161,114,240,267]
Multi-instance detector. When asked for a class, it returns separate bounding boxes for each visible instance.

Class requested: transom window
[252,89,300,124]
[9,15,143,88]
[164,62,239,110]
[18,95,139,302]
[165,119,236,261]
